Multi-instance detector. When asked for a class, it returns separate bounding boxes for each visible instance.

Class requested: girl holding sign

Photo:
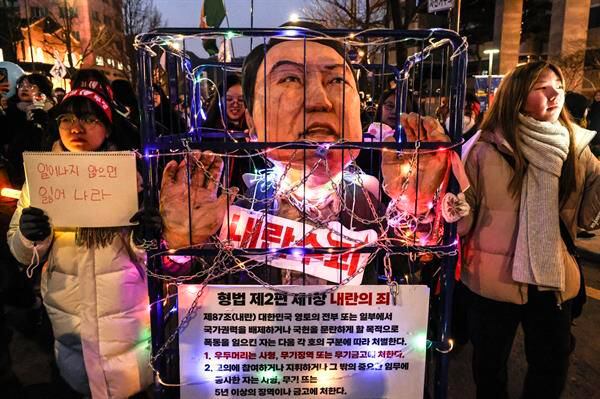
[7,87,161,398]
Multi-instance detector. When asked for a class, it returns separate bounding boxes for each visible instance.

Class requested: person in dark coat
[153,84,186,136]
[587,90,600,156]
[0,73,54,188]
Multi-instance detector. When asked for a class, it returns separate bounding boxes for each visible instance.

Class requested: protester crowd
[0,21,599,399]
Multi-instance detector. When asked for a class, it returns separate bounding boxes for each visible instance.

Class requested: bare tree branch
[303,0,388,30]
[122,0,163,83]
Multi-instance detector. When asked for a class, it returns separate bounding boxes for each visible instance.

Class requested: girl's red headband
[62,88,113,123]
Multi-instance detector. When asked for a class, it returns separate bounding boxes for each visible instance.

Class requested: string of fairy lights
[133,28,467,385]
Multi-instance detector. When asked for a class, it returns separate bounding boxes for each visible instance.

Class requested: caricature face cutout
[247,41,362,179]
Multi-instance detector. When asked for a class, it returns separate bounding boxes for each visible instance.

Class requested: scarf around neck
[512,113,570,291]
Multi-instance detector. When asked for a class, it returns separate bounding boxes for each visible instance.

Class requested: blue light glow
[411,332,428,352]
[281,29,300,37]
[290,248,304,258]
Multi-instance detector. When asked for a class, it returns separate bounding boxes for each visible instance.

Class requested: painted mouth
[303,123,339,140]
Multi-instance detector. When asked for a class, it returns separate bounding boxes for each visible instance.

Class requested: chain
[136,239,159,250]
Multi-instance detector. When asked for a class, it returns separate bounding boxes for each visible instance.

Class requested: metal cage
[135,26,468,399]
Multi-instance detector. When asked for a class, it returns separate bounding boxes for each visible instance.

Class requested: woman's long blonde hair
[479,61,577,204]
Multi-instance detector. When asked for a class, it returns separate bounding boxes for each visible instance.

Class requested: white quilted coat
[8,183,153,398]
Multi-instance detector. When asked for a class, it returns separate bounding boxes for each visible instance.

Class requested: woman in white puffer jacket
[8,88,161,398]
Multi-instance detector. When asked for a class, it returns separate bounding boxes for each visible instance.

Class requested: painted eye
[330,77,348,85]
[280,76,301,84]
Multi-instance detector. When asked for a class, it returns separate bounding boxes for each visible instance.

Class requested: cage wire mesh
[134,26,468,396]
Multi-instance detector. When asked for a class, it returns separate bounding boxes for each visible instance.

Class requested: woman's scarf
[512,113,570,291]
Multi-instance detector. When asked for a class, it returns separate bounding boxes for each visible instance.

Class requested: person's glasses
[17,82,38,90]
[56,114,103,129]
[225,96,244,105]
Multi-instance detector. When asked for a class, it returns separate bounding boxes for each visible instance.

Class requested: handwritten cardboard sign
[23,151,138,227]
[179,285,430,399]
[218,205,378,284]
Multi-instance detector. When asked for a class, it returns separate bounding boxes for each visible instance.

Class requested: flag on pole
[200,0,226,56]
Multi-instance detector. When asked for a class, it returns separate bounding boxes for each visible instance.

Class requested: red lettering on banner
[301,232,323,266]
[280,226,296,247]
[228,214,243,241]
[241,216,258,246]
[248,219,264,248]
[264,222,283,245]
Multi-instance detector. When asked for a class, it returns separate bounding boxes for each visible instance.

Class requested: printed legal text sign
[23,151,138,227]
[179,285,430,399]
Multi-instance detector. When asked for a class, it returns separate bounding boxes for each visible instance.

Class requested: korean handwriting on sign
[38,186,66,204]
[37,163,79,179]
[74,188,112,202]
[88,164,118,178]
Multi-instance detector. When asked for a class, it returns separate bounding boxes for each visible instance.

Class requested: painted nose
[305,76,333,113]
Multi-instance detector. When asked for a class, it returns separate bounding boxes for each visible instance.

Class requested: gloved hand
[130,207,162,247]
[19,207,51,242]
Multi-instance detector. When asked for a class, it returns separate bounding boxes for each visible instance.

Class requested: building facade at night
[480,0,599,93]
[0,0,127,83]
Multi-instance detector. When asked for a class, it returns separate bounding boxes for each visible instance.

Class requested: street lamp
[483,48,499,109]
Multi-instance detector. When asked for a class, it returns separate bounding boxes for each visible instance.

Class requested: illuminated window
[96,56,104,66]
[117,61,123,70]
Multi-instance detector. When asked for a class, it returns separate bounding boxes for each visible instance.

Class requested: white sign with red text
[23,151,138,227]
[179,285,430,399]
[218,205,378,284]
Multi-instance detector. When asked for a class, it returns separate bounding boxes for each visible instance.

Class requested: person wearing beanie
[7,86,161,398]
